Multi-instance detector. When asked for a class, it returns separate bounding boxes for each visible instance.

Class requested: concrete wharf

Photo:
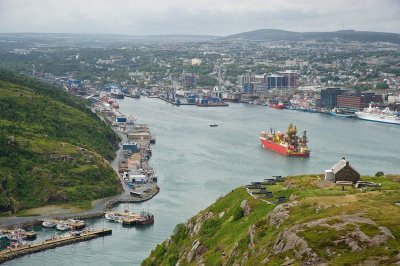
[0,228,112,264]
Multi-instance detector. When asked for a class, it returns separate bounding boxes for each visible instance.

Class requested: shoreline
[0,99,160,229]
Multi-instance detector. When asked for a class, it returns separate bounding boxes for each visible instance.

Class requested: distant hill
[0,69,121,213]
[143,174,400,265]
[222,29,400,44]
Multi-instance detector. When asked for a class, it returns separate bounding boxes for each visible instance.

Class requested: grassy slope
[0,69,122,213]
[143,174,400,266]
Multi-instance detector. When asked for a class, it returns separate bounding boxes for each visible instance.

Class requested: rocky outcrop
[187,239,207,263]
[270,214,395,265]
[268,201,299,228]
[273,224,320,264]
[186,211,214,237]
[240,200,251,216]
[333,224,394,252]
[396,253,400,265]
[247,224,256,248]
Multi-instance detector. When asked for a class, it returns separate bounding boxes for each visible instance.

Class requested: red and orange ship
[268,100,285,109]
[259,124,310,157]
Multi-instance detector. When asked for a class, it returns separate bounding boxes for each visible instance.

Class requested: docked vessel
[129,89,141,99]
[222,92,241,103]
[186,94,197,104]
[355,104,400,125]
[259,124,310,157]
[56,222,71,231]
[105,212,123,223]
[42,220,58,228]
[136,211,154,225]
[105,210,154,226]
[66,219,86,230]
[268,101,285,109]
[196,102,229,107]
[196,98,228,107]
[330,108,355,118]
[110,88,124,99]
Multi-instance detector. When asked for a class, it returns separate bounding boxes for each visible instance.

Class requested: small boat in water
[105,212,123,223]
[66,219,86,230]
[56,222,71,231]
[42,220,58,228]
[210,124,218,127]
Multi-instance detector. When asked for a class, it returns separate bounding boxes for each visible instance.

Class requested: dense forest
[0,69,121,213]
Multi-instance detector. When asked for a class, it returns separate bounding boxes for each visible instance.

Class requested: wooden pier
[0,228,112,264]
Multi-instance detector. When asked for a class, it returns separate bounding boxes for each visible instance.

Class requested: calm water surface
[6,97,399,265]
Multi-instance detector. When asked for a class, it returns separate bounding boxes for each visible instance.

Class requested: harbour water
[5,97,399,265]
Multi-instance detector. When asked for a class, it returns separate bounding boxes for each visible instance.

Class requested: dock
[0,228,112,264]
[157,96,196,106]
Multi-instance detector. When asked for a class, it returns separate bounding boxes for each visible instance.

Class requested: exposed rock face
[273,224,320,265]
[186,211,214,237]
[241,251,249,265]
[240,200,251,216]
[396,253,400,265]
[270,214,395,265]
[187,239,207,263]
[334,224,394,252]
[268,201,299,228]
[247,224,256,248]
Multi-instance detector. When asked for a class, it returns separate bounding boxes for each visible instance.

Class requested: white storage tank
[325,169,334,182]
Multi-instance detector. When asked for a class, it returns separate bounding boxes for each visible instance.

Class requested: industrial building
[319,87,344,109]
[182,73,197,90]
[238,71,299,92]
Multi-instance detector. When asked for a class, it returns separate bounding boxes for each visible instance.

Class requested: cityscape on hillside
[1,33,399,117]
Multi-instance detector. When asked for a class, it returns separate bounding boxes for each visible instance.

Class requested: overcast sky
[0,0,399,36]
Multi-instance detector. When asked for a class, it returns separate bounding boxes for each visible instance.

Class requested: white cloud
[0,0,399,35]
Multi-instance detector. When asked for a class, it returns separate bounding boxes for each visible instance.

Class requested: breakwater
[0,228,112,264]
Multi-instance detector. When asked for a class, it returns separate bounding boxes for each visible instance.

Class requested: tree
[375,171,384,177]
[375,82,389,90]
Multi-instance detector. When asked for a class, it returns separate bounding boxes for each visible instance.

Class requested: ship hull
[355,113,400,125]
[269,104,285,109]
[259,137,309,157]
[196,103,229,107]
[222,98,240,103]
[110,93,124,99]
[330,112,354,118]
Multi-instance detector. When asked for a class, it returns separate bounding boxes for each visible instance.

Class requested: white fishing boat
[104,212,122,223]
[42,220,58,228]
[56,222,71,231]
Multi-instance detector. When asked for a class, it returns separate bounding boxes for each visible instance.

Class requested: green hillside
[143,174,400,265]
[0,69,121,213]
